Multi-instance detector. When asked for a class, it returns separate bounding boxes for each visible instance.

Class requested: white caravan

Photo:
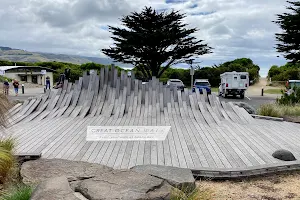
[218,71,249,99]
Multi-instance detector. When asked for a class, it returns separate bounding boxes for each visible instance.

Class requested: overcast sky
[0,0,291,77]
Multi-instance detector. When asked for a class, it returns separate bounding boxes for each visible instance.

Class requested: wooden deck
[5,66,300,176]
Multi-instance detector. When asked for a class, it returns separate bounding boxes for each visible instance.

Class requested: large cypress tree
[102,7,212,79]
[274,1,300,63]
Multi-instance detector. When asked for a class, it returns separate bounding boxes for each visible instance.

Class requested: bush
[0,184,32,200]
[0,138,17,184]
[0,95,17,184]
[170,185,213,200]
[257,104,282,117]
[257,103,300,117]
[0,76,12,83]
[276,87,300,105]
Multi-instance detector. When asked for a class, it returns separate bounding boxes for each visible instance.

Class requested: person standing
[45,76,51,89]
[3,79,9,95]
[12,79,19,96]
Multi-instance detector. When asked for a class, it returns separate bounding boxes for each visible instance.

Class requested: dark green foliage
[0,61,31,66]
[268,65,282,78]
[80,63,105,71]
[273,1,300,63]
[0,57,259,87]
[268,63,300,81]
[0,76,12,82]
[156,58,259,87]
[277,86,300,105]
[102,7,212,79]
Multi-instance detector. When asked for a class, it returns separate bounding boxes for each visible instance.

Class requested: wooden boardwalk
[5,66,300,175]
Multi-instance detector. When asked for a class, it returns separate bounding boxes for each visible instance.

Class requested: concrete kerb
[191,161,300,180]
[251,114,284,122]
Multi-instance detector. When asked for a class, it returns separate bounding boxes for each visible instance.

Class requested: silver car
[167,79,185,91]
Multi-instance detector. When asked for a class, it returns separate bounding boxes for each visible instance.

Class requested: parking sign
[0,70,5,76]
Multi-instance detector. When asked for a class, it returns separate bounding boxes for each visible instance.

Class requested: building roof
[0,66,56,72]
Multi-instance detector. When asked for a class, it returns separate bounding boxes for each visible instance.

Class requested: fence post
[22,84,24,94]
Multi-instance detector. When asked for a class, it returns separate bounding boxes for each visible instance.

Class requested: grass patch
[257,103,300,118]
[170,185,213,200]
[0,184,32,200]
[263,88,283,94]
[211,88,218,93]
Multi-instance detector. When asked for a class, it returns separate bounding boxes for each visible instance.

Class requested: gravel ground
[197,171,300,200]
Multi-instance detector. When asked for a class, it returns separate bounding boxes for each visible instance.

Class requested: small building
[0,66,55,86]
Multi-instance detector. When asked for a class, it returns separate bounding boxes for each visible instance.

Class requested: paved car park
[218,93,280,110]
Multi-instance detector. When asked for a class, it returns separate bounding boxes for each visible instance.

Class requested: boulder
[131,165,195,191]
[22,159,174,200]
[272,149,296,161]
[30,176,87,200]
[233,102,256,114]
[76,170,172,200]
[21,159,113,185]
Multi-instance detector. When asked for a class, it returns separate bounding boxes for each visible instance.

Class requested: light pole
[186,59,202,90]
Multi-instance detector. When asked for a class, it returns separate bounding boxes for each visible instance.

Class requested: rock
[233,102,256,114]
[272,149,296,161]
[131,165,195,191]
[30,176,87,200]
[22,159,175,200]
[21,159,113,185]
[76,170,172,200]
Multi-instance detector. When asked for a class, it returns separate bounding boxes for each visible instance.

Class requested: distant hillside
[0,46,132,68]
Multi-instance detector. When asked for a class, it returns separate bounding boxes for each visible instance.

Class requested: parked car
[166,79,185,91]
[218,71,249,99]
[284,80,300,95]
[192,79,211,94]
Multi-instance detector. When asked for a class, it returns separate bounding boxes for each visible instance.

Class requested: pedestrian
[3,79,9,96]
[12,79,19,96]
[46,76,50,89]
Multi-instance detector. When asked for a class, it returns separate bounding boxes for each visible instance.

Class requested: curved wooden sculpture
[7,65,252,125]
[5,65,300,176]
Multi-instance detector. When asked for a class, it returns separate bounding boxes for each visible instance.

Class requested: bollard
[261,87,264,96]
[22,84,24,94]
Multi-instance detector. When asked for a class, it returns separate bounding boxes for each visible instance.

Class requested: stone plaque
[87,126,171,141]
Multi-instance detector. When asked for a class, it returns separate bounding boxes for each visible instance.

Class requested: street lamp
[185,59,202,89]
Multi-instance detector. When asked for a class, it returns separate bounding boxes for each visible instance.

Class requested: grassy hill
[0,46,131,68]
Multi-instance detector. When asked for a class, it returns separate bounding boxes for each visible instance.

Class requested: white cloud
[0,0,291,76]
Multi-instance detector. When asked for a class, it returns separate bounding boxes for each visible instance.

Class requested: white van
[218,71,249,99]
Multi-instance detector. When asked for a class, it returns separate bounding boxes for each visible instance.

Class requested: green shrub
[170,185,213,200]
[276,86,300,105]
[0,185,32,200]
[0,76,12,83]
[257,104,282,117]
[0,94,17,184]
[0,138,17,184]
[258,103,300,117]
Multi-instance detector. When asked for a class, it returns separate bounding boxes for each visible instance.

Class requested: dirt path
[246,78,283,97]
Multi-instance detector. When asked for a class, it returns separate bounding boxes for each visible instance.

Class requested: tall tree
[102,7,212,79]
[274,1,300,63]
